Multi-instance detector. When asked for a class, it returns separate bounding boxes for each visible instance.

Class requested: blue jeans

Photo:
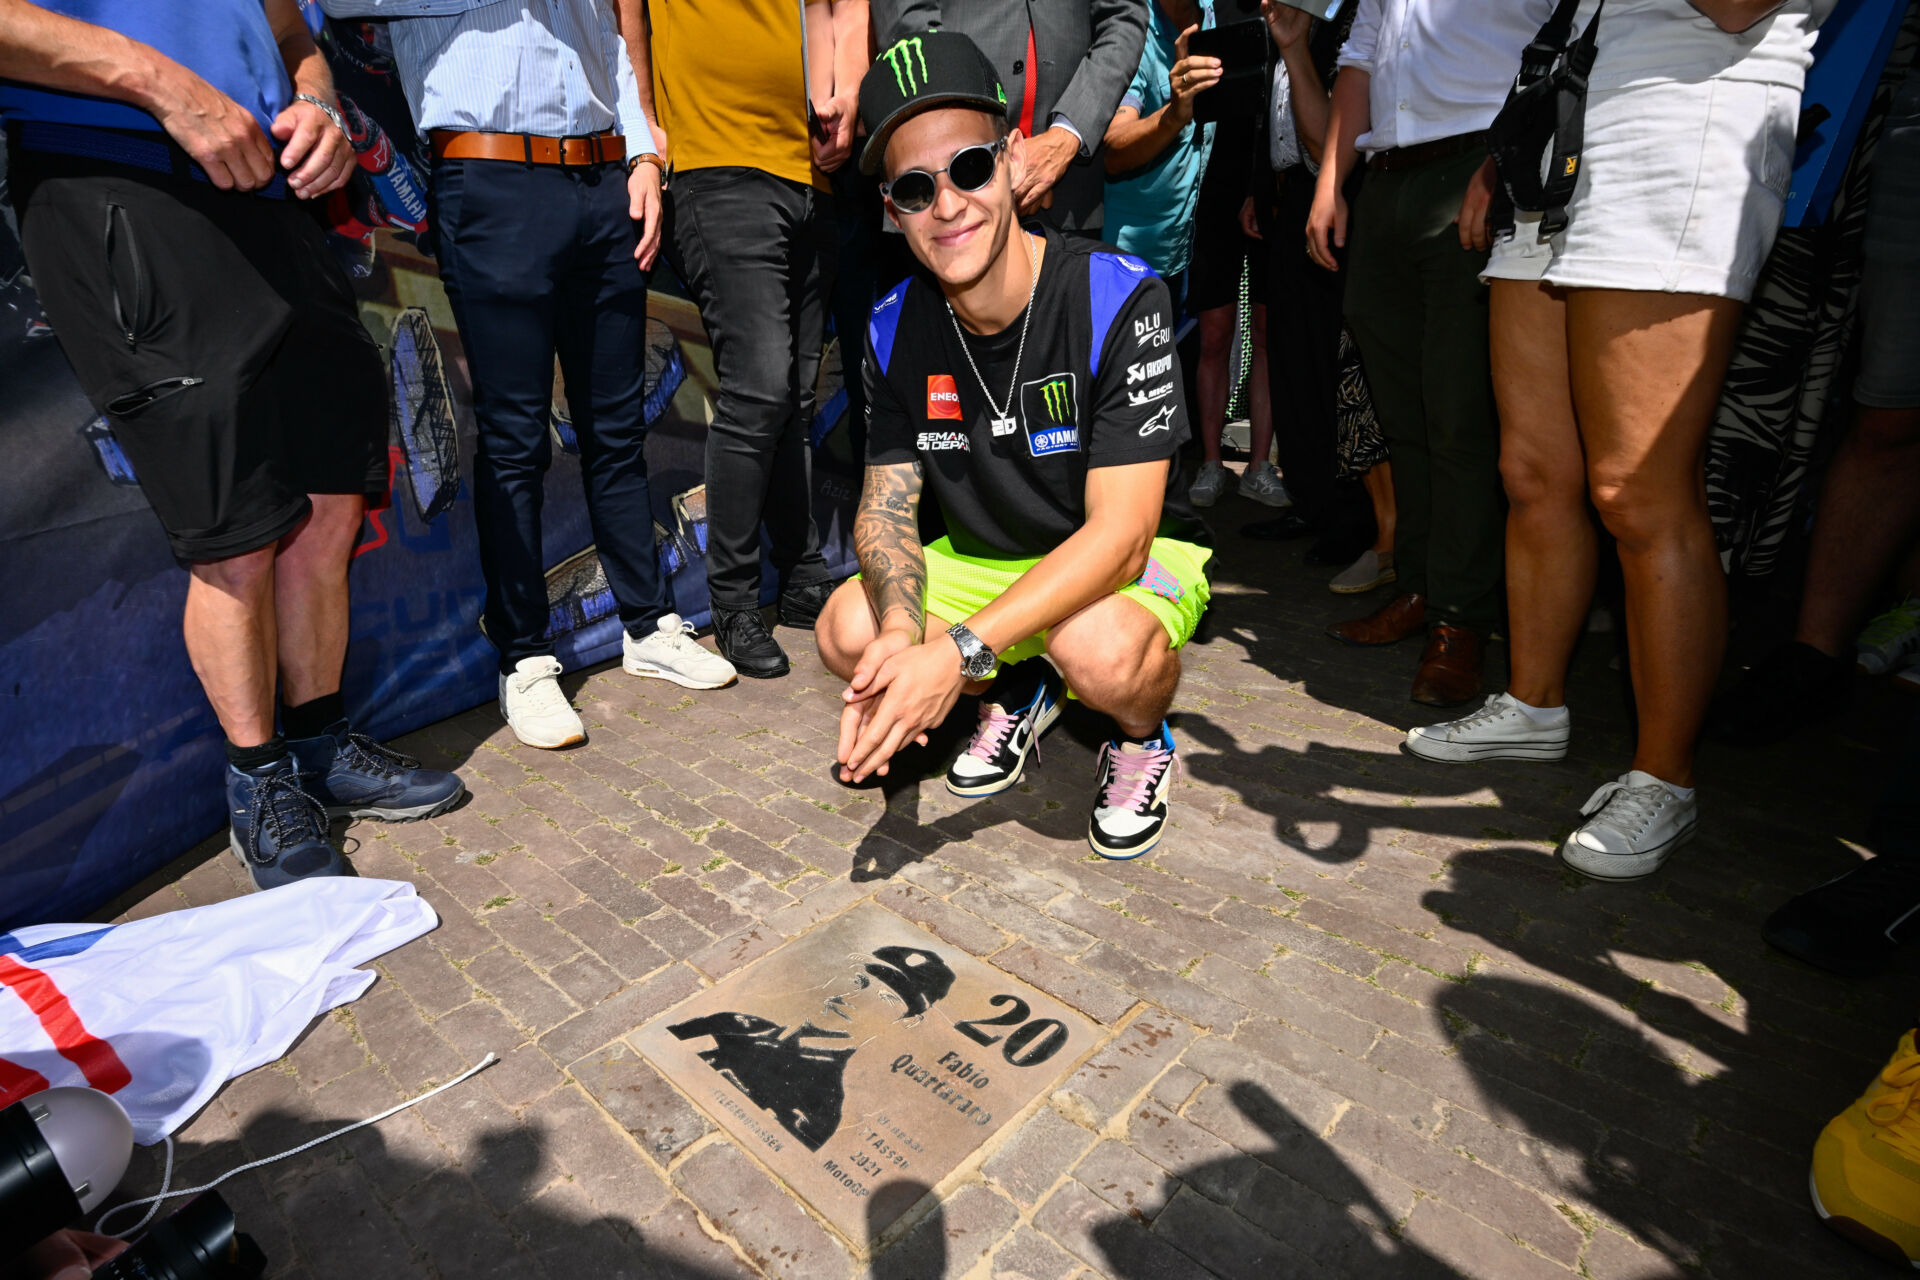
[431,157,668,670]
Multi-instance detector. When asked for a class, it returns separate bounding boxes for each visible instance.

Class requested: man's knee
[1048,604,1173,699]
[189,544,277,599]
[817,581,875,679]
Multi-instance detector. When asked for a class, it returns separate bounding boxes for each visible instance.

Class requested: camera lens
[92,1192,267,1280]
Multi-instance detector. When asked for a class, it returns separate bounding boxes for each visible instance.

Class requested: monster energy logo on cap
[881,36,929,95]
[1039,378,1071,423]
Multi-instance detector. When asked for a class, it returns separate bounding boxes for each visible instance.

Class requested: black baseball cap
[858,30,1009,175]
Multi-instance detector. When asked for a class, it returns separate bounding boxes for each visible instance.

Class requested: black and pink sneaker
[945,662,1064,797]
[1088,723,1178,860]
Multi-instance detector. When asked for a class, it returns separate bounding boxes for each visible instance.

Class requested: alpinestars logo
[926,374,963,420]
[1138,404,1176,436]
[881,37,928,95]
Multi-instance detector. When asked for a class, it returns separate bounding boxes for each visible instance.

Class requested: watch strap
[946,622,994,677]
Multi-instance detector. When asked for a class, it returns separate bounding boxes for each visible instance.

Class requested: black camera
[2,1092,265,1279]
[91,1192,267,1280]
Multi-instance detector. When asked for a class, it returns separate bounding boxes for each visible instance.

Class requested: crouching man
[818,31,1213,860]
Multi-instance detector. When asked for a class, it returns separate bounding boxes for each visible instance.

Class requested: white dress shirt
[317,0,656,152]
[1337,0,1553,153]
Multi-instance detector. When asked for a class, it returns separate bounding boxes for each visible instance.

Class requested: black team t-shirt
[863,227,1210,562]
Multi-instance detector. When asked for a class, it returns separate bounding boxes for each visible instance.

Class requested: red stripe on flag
[0,955,132,1095]
[0,1054,51,1109]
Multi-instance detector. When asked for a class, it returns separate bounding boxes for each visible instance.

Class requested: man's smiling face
[884,108,1024,291]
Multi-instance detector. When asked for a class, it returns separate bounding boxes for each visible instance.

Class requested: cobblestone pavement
[107,522,1912,1279]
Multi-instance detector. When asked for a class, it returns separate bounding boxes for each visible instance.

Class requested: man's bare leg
[276,493,363,705]
[1045,594,1180,737]
[1794,405,1920,657]
[184,546,279,747]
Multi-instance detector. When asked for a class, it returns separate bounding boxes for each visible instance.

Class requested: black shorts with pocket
[12,148,387,562]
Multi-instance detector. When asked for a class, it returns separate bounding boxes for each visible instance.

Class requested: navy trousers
[431,157,668,671]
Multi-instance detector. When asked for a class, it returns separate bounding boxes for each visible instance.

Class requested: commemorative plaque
[633,902,1102,1246]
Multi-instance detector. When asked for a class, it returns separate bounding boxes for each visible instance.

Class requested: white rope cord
[95,1052,500,1239]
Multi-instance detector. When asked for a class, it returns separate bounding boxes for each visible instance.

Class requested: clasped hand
[835,629,967,784]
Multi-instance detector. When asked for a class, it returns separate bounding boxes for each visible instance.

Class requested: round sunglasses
[880,138,1009,214]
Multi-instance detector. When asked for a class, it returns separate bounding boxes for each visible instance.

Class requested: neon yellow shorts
[916,535,1212,677]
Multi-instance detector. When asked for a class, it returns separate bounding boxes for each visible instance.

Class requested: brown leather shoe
[1327,592,1426,646]
[1411,624,1484,707]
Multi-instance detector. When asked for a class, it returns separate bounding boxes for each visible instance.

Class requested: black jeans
[432,157,668,671]
[1261,167,1348,530]
[666,166,835,611]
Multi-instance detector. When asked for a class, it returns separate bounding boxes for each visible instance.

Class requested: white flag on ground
[0,878,437,1143]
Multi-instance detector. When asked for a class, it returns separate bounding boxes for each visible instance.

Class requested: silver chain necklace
[945,230,1039,438]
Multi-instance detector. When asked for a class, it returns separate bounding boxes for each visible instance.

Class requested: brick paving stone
[873,882,1011,955]
[1125,1099,1261,1209]
[1398,1197,1573,1280]
[988,1226,1085,1280]
[871,1183,1021,1280]
[392,1168,539,1279]
[537,963,703,1065]
[464,946,579,1035]
[1033,1179,1215,1280]
[1078,943,1248,1032]
[1149,1186,1308,1280]
[672,1141,852,1280]
[632,1196,760,1276]
[527,1083,678,1226]
[983,1105,1100,1208]
[1074,1137,1181,1222]
[687,923,782,979]
[993,942,1137,1026]
[575,1040,715,1162]
[1052,1011,1198,1127]
[555,900,674,979]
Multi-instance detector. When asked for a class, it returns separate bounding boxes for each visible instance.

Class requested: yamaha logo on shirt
[1018,372,1080,458]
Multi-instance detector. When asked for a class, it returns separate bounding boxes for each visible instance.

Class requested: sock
[1112,724,1166,749]
[1508,695,1568,724]
[983,658,1048,709]
[282,691,347,740]
[227,735,289,773]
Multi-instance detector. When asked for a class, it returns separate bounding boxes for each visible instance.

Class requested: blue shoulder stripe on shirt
[869,277,912,377]
[1088,251,1156,379]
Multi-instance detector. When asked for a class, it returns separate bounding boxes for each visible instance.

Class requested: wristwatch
[947,623,997,681]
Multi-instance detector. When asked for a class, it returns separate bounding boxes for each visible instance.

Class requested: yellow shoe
[1812,1028,1920,1268]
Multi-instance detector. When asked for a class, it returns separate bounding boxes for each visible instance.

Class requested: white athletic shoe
[499,655,585,749]
[1559,771,1698,882]
[1189,460,1230,508]
[1237,461,1293,507]
[1088,724,1179,860]
[624,613,738,690]
[1404,692,1571,764]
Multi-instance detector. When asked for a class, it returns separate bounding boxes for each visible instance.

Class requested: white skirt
[1483,76,1799,302]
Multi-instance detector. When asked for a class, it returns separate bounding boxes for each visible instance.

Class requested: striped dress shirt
[316,0,657,153]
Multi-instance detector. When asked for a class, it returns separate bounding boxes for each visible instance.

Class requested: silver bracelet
[295,93,348,137]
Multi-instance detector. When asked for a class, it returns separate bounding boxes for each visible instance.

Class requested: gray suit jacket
[874,0,1149,232]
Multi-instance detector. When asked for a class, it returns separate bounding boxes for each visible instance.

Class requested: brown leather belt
[428,128,625,167]
[1368,130,1487,174]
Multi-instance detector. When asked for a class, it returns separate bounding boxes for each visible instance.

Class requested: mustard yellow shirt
[650,0,827,190]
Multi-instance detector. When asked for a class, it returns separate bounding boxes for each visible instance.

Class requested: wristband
[295,93,348,137]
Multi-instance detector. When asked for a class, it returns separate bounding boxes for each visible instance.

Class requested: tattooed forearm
[854,460,926,641]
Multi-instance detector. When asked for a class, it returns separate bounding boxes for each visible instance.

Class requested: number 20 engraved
[954,995,1069,1067]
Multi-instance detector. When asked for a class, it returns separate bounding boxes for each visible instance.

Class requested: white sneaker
[499,656,585,749]
[1405,692,1570,764]
[1237,462,1293,507]
[1559,770,1697,882]
[624,613,738,690]
[1189,460,1229,508]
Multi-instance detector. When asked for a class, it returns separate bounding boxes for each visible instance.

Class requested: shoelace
[1864,1040,1920,1162]
[1859,597,1920,650]
[1579,779,1669,839]
[721,609,776,649]
[247,770,329,866]
[512,659,570,714]
[657,620,712,657]
[339,732,421,781]
[1099,742,1176,813]
[1440,695,1517,736]
[967,703,1028,763]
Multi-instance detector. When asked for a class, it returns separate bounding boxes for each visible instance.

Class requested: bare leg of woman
[1491,279,1592,710]
[1246,303,1273,469]
[1568,288,1744,787]
[1362,460,1397,559]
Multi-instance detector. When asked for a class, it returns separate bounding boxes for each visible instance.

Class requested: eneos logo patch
[926,374,963,421]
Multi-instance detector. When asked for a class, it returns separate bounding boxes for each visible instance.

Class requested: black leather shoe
[1242,511,1315,541]
[778,579,836,630]
[712,606,790,679]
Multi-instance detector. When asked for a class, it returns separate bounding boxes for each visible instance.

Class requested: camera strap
[1488,0,1605,240]
[93,1053,499,1239]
